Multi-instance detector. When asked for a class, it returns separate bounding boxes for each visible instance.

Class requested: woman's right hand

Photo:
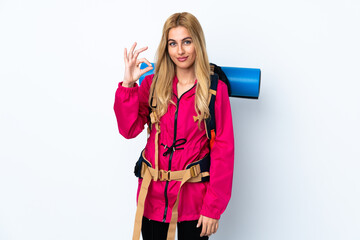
[123,42,153,88]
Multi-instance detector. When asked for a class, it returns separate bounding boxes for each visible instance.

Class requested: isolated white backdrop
[1,0,359,239]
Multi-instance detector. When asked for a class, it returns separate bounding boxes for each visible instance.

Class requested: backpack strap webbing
[147,86,157,132]
[149,91,159,181]
[205,74,219,149]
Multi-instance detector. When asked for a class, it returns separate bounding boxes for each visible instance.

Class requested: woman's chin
[175,62,195,71]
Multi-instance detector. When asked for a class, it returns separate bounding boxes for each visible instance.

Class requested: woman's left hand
[197,215,219,237]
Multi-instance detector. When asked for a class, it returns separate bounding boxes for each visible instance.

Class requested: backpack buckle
[159,170,170,181]
[190,165,200,178]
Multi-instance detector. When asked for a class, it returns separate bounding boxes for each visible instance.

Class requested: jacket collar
[172,75,198,99]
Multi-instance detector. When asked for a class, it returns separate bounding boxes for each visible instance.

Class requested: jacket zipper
[162,83,196,222]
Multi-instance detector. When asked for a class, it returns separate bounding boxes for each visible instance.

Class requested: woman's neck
[176,67,196,85]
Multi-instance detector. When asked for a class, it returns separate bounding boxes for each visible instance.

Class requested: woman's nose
[177,45,184,55]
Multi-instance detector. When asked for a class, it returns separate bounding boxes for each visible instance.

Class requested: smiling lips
[177,57,188,62]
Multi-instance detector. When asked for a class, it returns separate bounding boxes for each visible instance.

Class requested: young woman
[114,12,234,240]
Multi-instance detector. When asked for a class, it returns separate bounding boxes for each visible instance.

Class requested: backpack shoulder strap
[205,73,219,149]
[147,84,157,132]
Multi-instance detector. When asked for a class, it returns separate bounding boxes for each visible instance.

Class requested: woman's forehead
[168,26,191,41]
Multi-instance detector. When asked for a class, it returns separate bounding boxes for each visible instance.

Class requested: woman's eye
[169,42,176,46]
[184,40,192,45]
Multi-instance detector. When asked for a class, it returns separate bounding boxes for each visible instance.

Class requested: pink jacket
[113,74,234,222]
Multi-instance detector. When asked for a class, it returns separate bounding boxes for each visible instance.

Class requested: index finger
[134,46,148,58]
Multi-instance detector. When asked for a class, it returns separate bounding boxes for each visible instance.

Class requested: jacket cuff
[200,206,221,220]
[118,81,139,93]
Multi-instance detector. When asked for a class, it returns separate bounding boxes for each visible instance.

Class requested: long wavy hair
[149,12,211,128]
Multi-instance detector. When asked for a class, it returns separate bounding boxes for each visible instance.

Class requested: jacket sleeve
[113,75,153,139]
[200,80,235,220]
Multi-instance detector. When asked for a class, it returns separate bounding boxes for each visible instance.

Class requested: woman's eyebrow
[168,37,192,42]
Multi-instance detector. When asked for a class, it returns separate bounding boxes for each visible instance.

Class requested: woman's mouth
[177,57,188,62]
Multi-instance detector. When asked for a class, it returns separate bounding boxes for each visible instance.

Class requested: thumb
[139,66,153,76]
[196,215,203,228]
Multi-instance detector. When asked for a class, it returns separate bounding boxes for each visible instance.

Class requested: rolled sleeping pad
[139,63,261,99]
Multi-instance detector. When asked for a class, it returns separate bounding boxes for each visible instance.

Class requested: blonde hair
[149,12,210,128]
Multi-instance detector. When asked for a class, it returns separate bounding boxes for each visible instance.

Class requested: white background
[1,0,359,239]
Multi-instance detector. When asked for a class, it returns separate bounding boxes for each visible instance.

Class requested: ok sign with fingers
[123,42,153,88]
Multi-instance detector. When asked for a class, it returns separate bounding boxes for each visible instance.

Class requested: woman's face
[167,26,196,72]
